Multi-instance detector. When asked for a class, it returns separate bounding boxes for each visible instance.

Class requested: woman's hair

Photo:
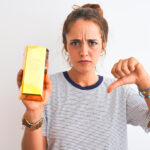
[62,3,109,66]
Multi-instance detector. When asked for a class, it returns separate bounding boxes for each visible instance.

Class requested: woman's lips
[78,60,91,64]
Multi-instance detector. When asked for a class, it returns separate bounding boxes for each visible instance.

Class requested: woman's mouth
[78,60,91,64]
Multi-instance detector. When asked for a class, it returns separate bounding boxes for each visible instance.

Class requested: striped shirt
[42,71,150,150]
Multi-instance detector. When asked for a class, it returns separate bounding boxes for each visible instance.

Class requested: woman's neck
[67,68,98,87]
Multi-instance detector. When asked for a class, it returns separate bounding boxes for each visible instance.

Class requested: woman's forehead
[66,19,102,40]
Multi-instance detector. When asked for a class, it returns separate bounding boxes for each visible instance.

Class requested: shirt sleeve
[42,74,53,137]
[42,105,48,136]
[125,84,150,133]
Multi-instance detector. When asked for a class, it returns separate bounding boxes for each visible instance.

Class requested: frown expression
[66,19,104,73]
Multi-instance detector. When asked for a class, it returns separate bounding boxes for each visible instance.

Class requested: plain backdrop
[0,0,150,149]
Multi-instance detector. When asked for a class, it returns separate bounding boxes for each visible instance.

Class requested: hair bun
[81,4,103,17]
[72,4,103,18]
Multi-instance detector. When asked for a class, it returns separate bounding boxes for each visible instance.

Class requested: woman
[17,3,150,150]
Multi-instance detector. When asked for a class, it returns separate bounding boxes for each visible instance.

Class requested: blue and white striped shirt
[42,71,150,150]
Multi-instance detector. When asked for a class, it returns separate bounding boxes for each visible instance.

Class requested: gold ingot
[19,45,49,101]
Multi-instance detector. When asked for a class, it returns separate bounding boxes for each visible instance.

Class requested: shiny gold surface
[19,45,49,101]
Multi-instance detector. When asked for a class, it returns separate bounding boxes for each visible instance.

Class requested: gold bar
[19,45,49,101]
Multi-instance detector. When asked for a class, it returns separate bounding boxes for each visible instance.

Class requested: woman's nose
[79,43,89,57]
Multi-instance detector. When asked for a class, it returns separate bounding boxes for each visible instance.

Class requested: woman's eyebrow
[70,39,80,42]
[88,39,98,41]
[70,39,98,41]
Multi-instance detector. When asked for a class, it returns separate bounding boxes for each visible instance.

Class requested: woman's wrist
[23,109,44,123]
[136,76,150,91]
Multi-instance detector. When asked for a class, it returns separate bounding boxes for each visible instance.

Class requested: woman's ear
[102,41,106,50]
[63,40,68,52]
[100,42,106,56]
[102,42,106,53]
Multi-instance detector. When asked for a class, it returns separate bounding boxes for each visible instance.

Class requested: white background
[0,0,150,149]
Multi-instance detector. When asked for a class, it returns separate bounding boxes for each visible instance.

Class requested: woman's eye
[71,41,80,46]
[89,41,97,46]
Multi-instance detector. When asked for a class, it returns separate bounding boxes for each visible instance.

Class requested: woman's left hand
[107,57,150,93]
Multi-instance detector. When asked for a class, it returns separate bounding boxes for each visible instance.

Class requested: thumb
[107,78,125,93]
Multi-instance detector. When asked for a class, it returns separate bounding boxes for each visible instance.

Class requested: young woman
[17,3,150,150]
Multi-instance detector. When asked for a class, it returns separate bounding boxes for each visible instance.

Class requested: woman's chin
[75,67,94,74]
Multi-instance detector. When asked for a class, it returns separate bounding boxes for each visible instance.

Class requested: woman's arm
[17,66,51,150]
[137,78,150,128]
[107,57,150,128]
[137,79,150,110]
[21,110,47,150]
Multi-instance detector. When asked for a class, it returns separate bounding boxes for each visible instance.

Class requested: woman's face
[66,18,104,73]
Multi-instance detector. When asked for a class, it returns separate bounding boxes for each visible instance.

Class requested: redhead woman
[17,3,150,150]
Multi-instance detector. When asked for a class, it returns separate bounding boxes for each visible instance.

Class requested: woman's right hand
[17,61,52,112]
